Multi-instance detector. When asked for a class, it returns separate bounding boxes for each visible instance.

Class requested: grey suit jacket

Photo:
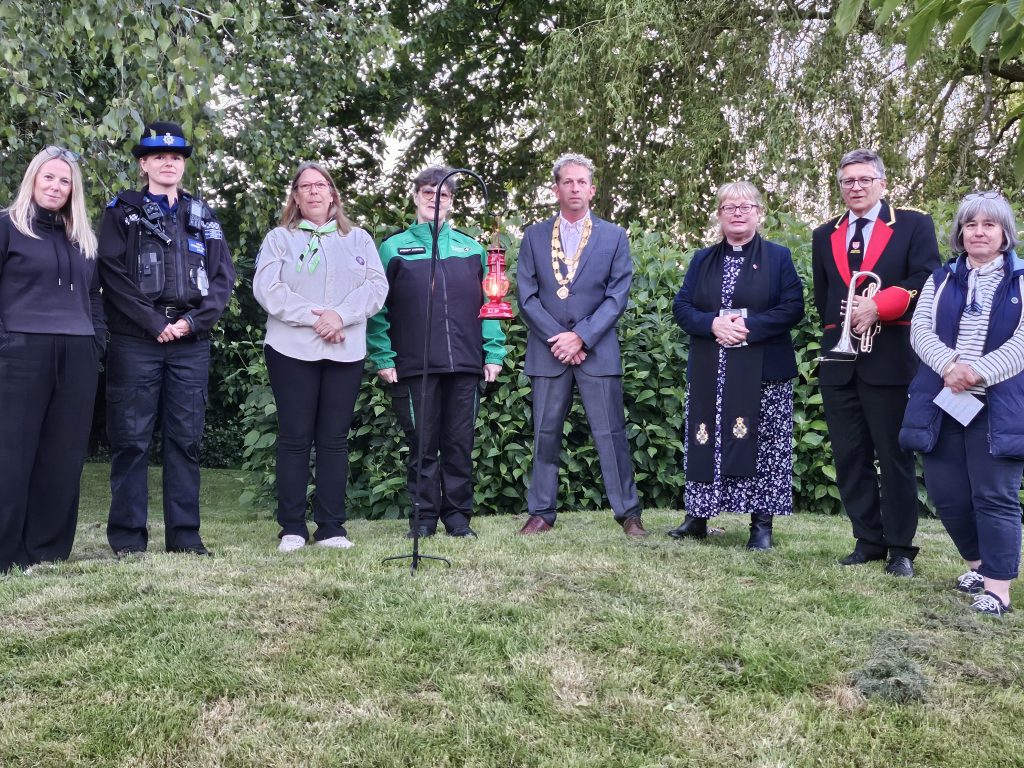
[516,213,633,376]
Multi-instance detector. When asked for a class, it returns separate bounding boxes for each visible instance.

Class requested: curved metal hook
[431,168,489,232]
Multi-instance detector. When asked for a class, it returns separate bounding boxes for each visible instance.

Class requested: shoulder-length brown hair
[279,161,353,234]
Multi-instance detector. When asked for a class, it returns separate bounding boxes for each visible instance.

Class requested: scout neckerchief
[551,215,592,299]
[296,219,337,273]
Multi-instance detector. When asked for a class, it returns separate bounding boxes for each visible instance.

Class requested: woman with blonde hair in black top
[0,145,105,573]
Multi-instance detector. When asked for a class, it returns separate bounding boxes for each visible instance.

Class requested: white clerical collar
[848,200,882,226]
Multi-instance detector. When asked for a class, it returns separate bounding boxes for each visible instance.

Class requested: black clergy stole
[685,236,770,483]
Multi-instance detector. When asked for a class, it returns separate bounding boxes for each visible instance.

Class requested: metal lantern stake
[382,168,493,575]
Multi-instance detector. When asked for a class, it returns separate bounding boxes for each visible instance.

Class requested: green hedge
[235,215,900,518]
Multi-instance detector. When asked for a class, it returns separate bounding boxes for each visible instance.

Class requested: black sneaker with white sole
[970,591,1012,617]
[956,569,985,594]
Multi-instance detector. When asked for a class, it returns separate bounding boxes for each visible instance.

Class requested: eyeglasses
[718,203,759,215]
[838,176,881,190]
[965,191,1003,200]
[419,188,452,202]
[44,145,80,163]
[296,182,330,194]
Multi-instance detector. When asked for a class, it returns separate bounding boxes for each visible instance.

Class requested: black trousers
[391,372,479,533]
[106,333,210,552]
[0,333,98,571]
[265,345,362,541]
[821,377,919,559]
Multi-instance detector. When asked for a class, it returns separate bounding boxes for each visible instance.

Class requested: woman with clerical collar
[254,161,388,553]
[901,192,1024,617]
[0,145,104,572]
[668,181,804,549]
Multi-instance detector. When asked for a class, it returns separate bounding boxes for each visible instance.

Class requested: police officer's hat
[131,121,193,159]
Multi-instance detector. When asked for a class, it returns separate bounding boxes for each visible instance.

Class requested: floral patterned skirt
[683,378,794,518]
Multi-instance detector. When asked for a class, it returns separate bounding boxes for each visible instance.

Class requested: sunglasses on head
[44,145,80,163]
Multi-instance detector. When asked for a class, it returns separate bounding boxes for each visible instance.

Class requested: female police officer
[97,121,235,557]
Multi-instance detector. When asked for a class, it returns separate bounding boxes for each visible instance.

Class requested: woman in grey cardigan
[254,162,388,552]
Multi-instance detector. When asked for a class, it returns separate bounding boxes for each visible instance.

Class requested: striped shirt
[910,258,1024,393]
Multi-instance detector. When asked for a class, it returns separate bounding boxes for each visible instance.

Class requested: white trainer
[278,535,306,553]
[315,536,354,549]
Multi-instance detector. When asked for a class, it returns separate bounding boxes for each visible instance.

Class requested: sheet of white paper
[933,387,984,427]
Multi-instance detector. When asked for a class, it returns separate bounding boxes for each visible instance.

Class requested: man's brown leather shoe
[622,517,649,538]
[517,516,554,535]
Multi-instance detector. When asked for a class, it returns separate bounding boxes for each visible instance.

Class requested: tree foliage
[834,0,1024,180]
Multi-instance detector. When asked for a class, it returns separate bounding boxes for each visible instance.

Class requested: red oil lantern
[479,228,513,320]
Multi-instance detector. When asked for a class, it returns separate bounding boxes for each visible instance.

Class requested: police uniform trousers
[106,332,210,552]
[391,372,479,533]
[0,333,98,571]
[821,373,919,560]
[527,367,641,525]
[264,345,362,542]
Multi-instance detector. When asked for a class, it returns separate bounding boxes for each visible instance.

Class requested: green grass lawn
[1,464,1021,768]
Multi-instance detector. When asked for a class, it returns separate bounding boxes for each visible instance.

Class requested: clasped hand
[711,314,748,347]
[944,362,981,394]
[548,331,586,365]
[312,309,345,343]
[156,319,191,343]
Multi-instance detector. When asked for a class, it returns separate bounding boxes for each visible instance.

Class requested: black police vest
[126,196,212,309]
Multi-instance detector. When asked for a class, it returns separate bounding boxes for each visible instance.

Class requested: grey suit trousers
[527,366,641,523]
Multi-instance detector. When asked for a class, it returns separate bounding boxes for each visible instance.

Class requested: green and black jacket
[367,222,505,379]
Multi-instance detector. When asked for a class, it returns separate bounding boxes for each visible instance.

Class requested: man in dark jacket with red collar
[812,148,940,577]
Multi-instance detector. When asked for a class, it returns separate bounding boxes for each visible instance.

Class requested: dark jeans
[106,333,210,552]
[0,333,98,571]
[391,372,479,533]
[265,345,362,541]
[923,410,1024,582]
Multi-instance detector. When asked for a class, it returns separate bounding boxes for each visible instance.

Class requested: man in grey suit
[515,153,646,537]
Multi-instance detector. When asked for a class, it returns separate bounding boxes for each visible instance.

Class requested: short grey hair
[715,180,764,209]
[714,181,764,233]
[836,148,886,183]
[552,153,595,184]
[949,191,1019,255]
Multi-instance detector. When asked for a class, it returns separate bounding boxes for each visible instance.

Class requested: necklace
[551,216,592,299]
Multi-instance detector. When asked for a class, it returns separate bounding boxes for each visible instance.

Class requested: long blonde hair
[7,146,98,259]
[279,161,353,234]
